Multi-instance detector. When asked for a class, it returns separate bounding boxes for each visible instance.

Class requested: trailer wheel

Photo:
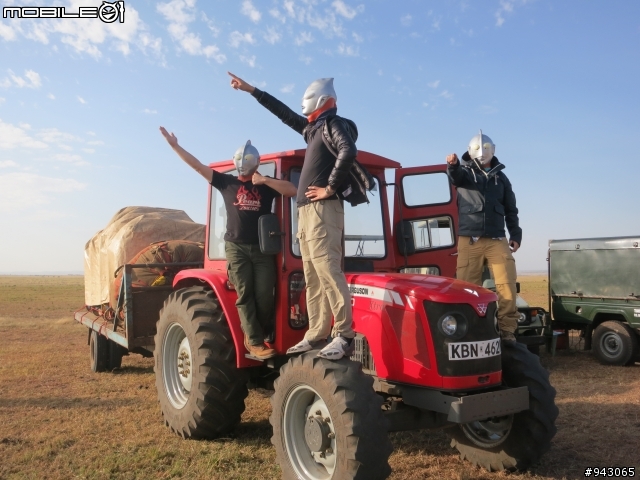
[449,342,558,471]
[270,352,392,480]
[593,321,638,366]
[154,286,248,439]
[89,330,109,373]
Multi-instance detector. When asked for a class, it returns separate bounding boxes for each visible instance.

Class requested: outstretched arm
[252,172,297,197]
[159,126,213,183]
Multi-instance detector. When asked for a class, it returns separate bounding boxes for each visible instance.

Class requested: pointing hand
[228,72,255,93]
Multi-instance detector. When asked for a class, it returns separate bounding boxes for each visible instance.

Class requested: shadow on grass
[204,419,274,447]
[114,365,155,375]
[0,397,136,409]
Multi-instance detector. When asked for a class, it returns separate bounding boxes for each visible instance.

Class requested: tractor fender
[173,269,260,368]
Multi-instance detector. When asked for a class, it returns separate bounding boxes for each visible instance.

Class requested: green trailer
[548,236,640,365]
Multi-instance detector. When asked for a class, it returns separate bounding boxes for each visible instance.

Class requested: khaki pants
[456,236,519,334]
[297,199,354,341]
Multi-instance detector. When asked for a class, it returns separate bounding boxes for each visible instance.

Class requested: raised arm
[228,71,308,135]
[252,172,297,197]
[159,126,213,183]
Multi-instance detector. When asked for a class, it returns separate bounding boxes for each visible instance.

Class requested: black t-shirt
[296,125,336,206]
[211,173,277,244]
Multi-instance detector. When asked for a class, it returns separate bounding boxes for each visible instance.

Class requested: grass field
[0,275,639,480]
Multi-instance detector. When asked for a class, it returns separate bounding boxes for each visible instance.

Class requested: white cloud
[428,80,440,88]
[0,172,86,212]
[352,32,363,43]
[87,140,104,146]
[295,32,314,46]
[229,31,256,48]
[439,90,454,99]
[48,93,55,100]
[401,14,412,26]
[495,0,530,27]
[264,27,281,44]
[240,55,257,68]
[280,84,295,93]
[19,123,31,130]
[241,1,262,23]
[83,148,95,154]
[52,153,87,165]
[77,96,86,104]
[0,160,18,168]
[0,97,5,104]
[1,69,42,89]
[158,0,225,62]
[299,55,312,65]
[0,119,48,149]
[332,0,364,20]
[338,43,359,56]
[143,108,158,114]
[38,128,79,144]
[1,1,162,59]
[422,102,429,108]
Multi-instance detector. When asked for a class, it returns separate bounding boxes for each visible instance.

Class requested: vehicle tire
[270,351,392,480]
[449,342,558,471]
[592,321,638,366]
[154,286,248,439]
[107,340,127,370]
[90,330,109,372]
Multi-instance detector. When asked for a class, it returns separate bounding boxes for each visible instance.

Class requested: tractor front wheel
[154,286,248,439]
[270,352,392,480]
[449,342,559,471]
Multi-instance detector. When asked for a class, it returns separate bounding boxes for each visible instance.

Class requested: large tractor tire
[592,320,638,366]
[449,342,558,471]
[89,330,109,372]
[154,286,248,439]
[270,352,392,480]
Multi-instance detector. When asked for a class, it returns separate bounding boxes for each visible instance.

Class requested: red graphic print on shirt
[234,185,262,211]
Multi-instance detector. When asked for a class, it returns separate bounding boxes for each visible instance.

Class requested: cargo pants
[225,242,275,346]
[456,236,519,334]
[297,199,355,342]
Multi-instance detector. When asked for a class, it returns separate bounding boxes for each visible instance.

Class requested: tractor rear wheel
[154,286,248,439]
[270,352,392,480]
[593,321,638,366]
[449,342,558,471]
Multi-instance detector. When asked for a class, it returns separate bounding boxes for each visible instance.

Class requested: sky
[0,0,639,274]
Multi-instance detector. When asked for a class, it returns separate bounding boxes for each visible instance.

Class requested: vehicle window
[400,266,441,275]
[290,170,385,258]
[208,162,276,260]
[408,216,454,250]
[402,172,451,206]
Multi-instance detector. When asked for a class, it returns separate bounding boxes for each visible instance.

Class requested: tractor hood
[345,272,497,317]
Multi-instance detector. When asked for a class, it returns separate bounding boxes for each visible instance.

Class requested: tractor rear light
[226,280,235,290]
[288,272,308,330]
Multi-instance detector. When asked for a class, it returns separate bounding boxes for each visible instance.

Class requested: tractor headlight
[440,315,458,336]
[438,313,468,338]
[518,312,527,324]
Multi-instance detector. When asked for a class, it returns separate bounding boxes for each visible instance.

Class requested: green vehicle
[548,236,640,365]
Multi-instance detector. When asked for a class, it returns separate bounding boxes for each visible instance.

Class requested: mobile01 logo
[3,1,125,23]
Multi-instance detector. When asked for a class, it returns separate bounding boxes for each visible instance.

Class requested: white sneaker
[317,336,352,360]
[286,338,313,355]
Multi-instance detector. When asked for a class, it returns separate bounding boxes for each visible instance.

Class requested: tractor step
[244,353,276,368]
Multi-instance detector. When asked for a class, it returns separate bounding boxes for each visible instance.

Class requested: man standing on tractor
[227,72,357,360]
[446,131,522,344]
[159,127,297,359]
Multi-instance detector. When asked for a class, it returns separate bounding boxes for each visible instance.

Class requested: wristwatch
[325,186,334,196]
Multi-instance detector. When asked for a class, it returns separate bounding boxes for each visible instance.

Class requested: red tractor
[77,149,558,479]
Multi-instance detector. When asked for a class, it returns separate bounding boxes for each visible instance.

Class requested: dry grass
[0,276,639,480]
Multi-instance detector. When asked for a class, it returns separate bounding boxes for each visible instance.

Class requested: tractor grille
[350,334,376,375]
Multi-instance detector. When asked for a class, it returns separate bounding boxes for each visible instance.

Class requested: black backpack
[321,115,376,206]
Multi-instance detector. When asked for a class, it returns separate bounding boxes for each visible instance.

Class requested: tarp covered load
[112,240,204,302]
[84,207,205,306]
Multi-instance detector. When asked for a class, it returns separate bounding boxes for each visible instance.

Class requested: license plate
[448,339,501,361]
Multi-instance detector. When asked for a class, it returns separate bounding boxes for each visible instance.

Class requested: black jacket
[251,88,356,192]
[447,153,522,245]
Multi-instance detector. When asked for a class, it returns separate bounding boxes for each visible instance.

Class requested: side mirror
[259,214,283,255]
[516,282,521,294]
[396,220,416,256]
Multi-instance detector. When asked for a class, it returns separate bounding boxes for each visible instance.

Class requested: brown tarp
[84,206,205,306]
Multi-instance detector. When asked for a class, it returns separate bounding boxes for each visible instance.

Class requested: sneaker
[244,337,276,359]
[500,331,517,346]
[317,336,353,360]
[286,338,313,355]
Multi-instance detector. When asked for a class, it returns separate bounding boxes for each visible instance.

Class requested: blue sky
[0,0,639,274]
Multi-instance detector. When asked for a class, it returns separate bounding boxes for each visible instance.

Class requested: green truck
[548,236,640,365]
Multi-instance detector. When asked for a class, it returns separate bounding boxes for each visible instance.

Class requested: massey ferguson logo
[477,303,488,315]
